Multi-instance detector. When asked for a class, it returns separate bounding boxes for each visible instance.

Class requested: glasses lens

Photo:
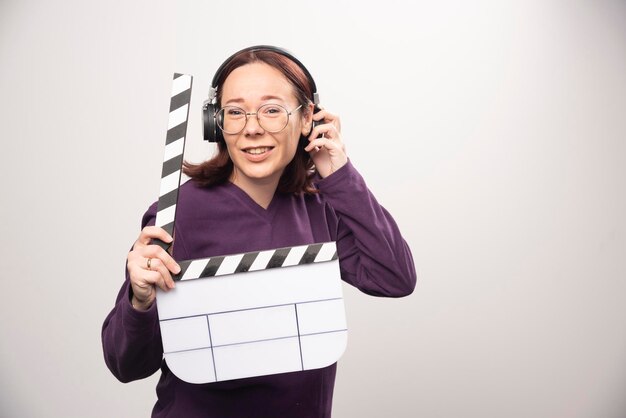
[257,104,289,133]
[217,106,246,134]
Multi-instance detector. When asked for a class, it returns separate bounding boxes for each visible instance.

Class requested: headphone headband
[208,45,319,105]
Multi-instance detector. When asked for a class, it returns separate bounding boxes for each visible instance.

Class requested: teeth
[245,147,270,155]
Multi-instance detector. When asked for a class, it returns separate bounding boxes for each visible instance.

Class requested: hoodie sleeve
[101,202,165,383]
[316,161,417,297]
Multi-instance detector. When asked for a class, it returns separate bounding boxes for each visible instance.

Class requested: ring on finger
[146,258,152,270]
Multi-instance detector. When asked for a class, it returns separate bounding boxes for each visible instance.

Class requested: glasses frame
[215,103,303,135]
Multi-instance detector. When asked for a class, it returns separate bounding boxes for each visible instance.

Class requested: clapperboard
[154,74,348,384]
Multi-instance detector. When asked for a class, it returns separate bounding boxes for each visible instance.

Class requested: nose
[244,113,264,136]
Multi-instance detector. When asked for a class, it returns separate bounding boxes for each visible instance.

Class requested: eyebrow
[224,95,285,105]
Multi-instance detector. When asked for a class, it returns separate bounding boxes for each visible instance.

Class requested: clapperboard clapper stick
[154,73,193,253]
[153,73,348,384]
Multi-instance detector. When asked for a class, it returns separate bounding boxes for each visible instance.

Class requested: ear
[301,103,315,136]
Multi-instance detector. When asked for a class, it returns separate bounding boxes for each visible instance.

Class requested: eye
[260,105,284,117]
[225,107,245,118]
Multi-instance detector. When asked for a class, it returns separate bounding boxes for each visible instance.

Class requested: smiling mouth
[243,147,273,155]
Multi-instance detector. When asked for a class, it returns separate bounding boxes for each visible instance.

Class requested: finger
[146,257,176,289]
[141,269,171,293]
[313,109,341,130]
[313,109,329,121]
[137,267,171,292]
[129,268,170,298]
[313,109,336,122]
[128,245,181,279]
[308,123,341,142]
[136,226,174,247]
[304,137,343,153]
[142,245,181,275]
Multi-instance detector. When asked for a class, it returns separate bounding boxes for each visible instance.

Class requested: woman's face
[220,62,311,189]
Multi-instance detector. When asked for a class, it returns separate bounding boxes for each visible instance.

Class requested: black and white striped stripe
[174,242,338,282]
[155,73,193,240]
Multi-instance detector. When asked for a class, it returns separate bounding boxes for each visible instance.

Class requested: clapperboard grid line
[161,297,348,377]
[205,315,217,381]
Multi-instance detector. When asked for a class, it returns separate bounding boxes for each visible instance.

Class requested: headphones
[202,45,321,144]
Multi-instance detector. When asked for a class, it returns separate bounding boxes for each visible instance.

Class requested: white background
[1,0,625,417]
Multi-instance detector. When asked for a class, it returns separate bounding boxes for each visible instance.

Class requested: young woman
[102,46,416,418]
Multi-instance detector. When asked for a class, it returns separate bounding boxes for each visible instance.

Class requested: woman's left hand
[305,108,348,178]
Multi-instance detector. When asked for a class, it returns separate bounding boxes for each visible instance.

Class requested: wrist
[131,295,153,311]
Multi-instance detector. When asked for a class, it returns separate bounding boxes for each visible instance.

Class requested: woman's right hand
[126,226,181,311]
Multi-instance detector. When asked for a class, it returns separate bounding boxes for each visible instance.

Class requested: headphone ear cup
[311,105,323,139]
[311,118,322,132]
[203,103,223,142]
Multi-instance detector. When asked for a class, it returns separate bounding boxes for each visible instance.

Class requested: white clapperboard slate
[153,74,348,384]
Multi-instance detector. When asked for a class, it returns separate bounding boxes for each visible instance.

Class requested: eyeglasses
[216,104,303,134]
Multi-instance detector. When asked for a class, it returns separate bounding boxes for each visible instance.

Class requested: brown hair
[183,48,317,194]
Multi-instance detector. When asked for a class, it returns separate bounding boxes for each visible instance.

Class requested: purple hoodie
[102,161,416,417]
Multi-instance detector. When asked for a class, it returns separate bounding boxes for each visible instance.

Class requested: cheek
[223,138,238,157]
[283,129,300,158]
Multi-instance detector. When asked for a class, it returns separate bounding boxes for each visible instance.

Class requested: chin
[238,165,282,182]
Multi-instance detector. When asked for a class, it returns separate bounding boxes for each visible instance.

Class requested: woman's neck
[230,172,280,209]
